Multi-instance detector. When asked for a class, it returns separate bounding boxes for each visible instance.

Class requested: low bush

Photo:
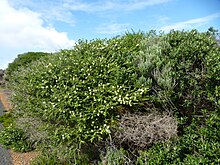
[30,153,61,165]
[0,126,34,152]
[31,144,94,164]
[0,112,14,127]
[137,110,220,164]
[5,52,51,82]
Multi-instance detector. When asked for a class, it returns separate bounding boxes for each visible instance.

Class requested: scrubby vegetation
[0,112,14,127]
[0,28,219,164]
[0,126,34,152]
[5,52,51,82]
[137,109,220,164]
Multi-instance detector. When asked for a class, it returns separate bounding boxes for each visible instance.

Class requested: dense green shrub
[137,109,220,164]
[125,29,220,118]
[5,52,51,81]
[160,30,220,115]
[8,33,149,161]
[6,29,220,163]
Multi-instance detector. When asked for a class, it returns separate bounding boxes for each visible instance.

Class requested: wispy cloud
[9,0,172,24]
[64,0,172,12]
[122,0,172,11]
[160,12,220,32]
[42,6,75,25]
[96,23,130,34]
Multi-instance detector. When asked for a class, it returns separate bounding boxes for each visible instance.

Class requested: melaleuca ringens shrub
[9,33,148,146]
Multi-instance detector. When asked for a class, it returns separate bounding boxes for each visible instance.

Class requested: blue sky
[0,0,220,69]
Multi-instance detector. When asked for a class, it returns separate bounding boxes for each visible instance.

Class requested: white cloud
[160,12,220,32]
[0,0,75,69]
[96,23,130,34]
[9,0,75,25]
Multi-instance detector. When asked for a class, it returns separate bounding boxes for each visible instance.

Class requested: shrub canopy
[6,29,220,163]
[5,52,51,81]
[9,33,149,144]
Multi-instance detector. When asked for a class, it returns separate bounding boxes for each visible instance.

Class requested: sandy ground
[10,151,40,165]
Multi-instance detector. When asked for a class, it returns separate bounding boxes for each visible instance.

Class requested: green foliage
[0,112,14,127]
[161,30,220,113]
[31,144,93,165]
[31,153,61,165]
[137,110,220,164]
[135,29,220,164]
[5,52,51,81]
[6,29,220,163]
[8,33,149,158]
[134,29,220,117]
[132,30,176,111]
[99,147,128,165]
[0,126,34,152]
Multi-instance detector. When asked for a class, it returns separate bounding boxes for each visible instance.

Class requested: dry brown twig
[112,111,178,150]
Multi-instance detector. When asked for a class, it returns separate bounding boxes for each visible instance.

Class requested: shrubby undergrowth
[1,29,219,164]
[0,126,34,152]
[5,52,51,82]
[137,109,220,164]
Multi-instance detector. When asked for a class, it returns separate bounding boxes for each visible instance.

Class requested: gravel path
[0,97,13,165]
[0,99,4,116]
